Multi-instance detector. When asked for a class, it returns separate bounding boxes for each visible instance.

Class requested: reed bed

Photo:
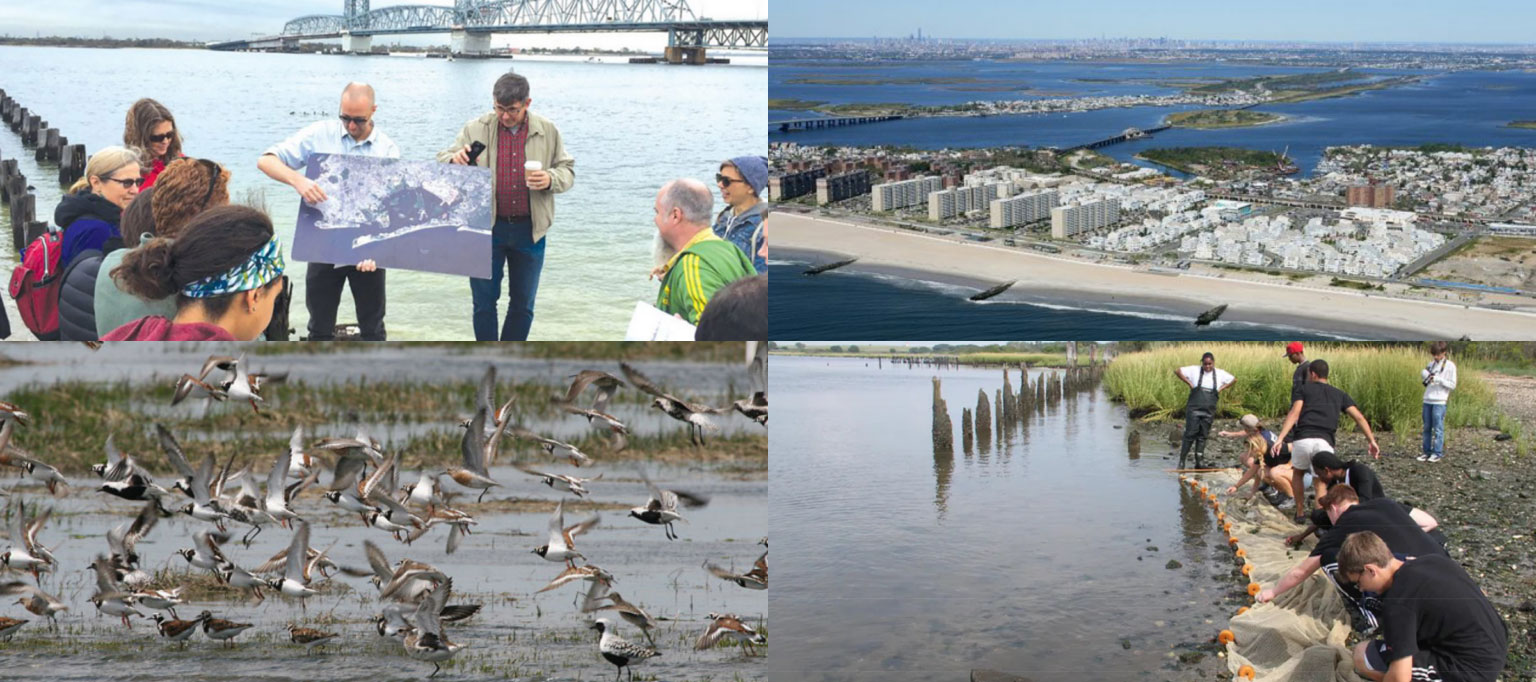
[1103,343,1509,438]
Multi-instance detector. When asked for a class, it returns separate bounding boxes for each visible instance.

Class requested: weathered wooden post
[961,408,973,454]
[11,192,36,252]
[37,129,60,161]
[60,144,85,186]
[932,377,953,455]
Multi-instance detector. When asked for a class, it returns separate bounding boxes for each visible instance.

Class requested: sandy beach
[771,211,1536,339]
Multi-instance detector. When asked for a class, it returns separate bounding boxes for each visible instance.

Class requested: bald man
[259,82,400,341]
[651,178,755,326]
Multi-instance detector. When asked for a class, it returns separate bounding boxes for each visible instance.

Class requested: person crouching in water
[102,205,285,341]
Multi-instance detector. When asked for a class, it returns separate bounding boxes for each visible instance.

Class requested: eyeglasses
[339,114,370,126]
[102,176,146,188]
[494,103,526,116]
[147,131,176,143]
[716,173,745,187]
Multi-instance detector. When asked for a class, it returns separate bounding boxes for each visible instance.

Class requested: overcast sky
[1,0,766,48]
[774,0,1536,44]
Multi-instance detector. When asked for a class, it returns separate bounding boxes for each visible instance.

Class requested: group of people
[30,71,767,341]
[1175,342,1505,681]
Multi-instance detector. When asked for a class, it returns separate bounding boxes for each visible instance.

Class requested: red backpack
[8,230,65,340]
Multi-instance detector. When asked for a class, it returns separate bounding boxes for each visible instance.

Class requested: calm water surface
[771,355,1246,681]
[0,46,765,340]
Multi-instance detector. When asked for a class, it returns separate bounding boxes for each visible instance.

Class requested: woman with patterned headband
[102,205,286,341]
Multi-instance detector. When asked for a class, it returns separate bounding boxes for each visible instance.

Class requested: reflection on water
[773,356,1237,681]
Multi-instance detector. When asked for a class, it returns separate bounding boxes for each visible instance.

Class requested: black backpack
[56,249,103,342]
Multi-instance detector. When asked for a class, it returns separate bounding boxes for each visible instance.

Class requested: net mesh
[1186,470,1364,682]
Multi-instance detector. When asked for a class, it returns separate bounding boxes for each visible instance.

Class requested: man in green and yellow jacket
[651,179,754,326]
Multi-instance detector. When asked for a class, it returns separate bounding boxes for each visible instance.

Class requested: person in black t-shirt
[1285,341,1312,405]
[1273,358,1381,523]
[1311,450,1386,501]
[1257,485,1444,634]
[1340,531,1508,682]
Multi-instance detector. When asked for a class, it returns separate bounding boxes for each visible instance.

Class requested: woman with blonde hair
[55,145,141,266]
[92,158,231,337]
[124,98,185,188]
[1222,414,1296,505]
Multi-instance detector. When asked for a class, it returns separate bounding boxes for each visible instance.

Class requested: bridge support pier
[451,30,492,56]
[344,33,372,54]
[664,46,706,65]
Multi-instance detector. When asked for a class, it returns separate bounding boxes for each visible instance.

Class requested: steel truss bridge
[208,0,767,55]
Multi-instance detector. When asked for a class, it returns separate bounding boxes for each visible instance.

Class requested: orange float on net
[1234,548,1246,558]
[1236,606,1249,616]
[1223,522,1233,532]
[1216,511,1225,522]
[1217,629,1236,645]
[1242,563,1253,576]
[1247,582,1262,596]
[1228,536,1240,545]
[1238,664,1255,680]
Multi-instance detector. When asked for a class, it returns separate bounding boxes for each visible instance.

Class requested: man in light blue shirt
[258,82,399,341]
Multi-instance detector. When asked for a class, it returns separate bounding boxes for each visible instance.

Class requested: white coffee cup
[525,160,543,188]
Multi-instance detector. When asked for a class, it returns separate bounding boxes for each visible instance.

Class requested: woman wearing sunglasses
[103,205,285,341]
[86,158,231,338]
[55,145,141,267]
[124,98,185,188]
[712,155,768,274]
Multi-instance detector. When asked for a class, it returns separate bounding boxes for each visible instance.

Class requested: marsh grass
[2,378,764,474]
[1104,343,1507,444]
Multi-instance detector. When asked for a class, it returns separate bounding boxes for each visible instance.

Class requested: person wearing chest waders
[1173,351,1234,469]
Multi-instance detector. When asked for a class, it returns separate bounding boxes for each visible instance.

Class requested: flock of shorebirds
[0,349,768,679]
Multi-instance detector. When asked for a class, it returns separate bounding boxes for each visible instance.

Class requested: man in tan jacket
[439,71,574,340]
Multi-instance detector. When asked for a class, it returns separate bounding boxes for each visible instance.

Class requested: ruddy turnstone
[177,528,232,575]
[510,427,594,467]
[222,354,266,413]
[90,556,144,628]
[621,362,729,445]
[265,521,330,612]
[152,612,206,643]
[135,586,187,617]
[401,578,466,678]
[199,610,254,646]
[705,537,767,590]
[582,591,659,646]
[288,623,340,653]
[0,615,26,641]
[590,617,660,682]
[176,453,232,529]
[513,462,601,498]
[217,561,268,604]
[152,424,199,497]
[536,563,614,594]
[265,441,317,531]
[0,442,69,497]
[2,498,57,579]
[628,472,709,541]
[695,612,766,656]
[552,370,630,450]
[533,500,599,568]
[1,582,66,630]
[284,425,318,480]
[441,407,503,503]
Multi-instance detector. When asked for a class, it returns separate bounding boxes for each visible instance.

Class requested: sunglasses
[196,158,224,207]
[716,173,745,187]
[102,176,146,188]
[339,114,370,126]
[147,131,176,144]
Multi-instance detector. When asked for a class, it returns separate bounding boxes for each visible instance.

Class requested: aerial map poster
[291,153,494,278]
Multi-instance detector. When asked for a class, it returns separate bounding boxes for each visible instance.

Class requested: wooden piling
[932,377,953,455]
[60,144,85,186]
[11,192,36,252]
[961,408,973,453]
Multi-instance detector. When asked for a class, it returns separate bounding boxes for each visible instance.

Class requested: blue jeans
[1422,402,1446,457]
[469,218,544,341]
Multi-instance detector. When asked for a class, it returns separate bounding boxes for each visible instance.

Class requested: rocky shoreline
[1129,372,1534,680]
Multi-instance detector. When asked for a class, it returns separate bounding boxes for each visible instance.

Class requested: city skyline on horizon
[773,0,1536,46]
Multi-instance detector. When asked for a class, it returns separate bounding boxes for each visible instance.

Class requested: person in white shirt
[1418,341,1458,463]
[1173,351,1235,469]
[257,82,399,341]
